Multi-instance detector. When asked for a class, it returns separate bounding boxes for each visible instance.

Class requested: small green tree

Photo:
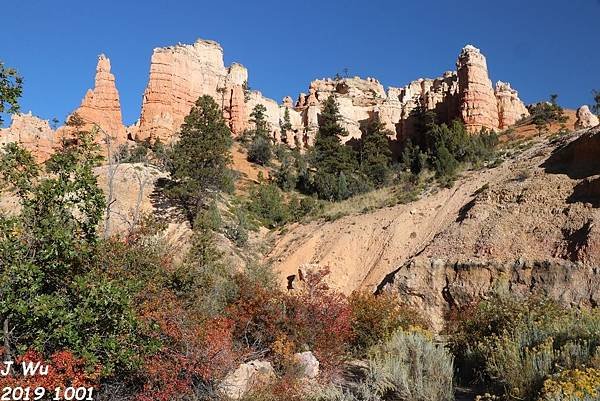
[592,89,600,115]
[0,61,23,125]
[280,107,293,144]
[247,104,272,165]
[168,95,233,224]
[0,127,150,376]
[312,96,360,200]
[359,118,393,188]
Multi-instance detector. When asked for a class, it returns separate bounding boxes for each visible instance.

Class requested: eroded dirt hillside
[266,126,600,299]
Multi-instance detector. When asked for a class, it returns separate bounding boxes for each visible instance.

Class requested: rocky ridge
[1,41,529,159]
[290,45,529,145]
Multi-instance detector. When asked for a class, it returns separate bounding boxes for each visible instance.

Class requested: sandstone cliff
[136,39,281,143]
[2,41,530,160]
[379,258,599,331]
[575,105,599,129]
[0,113,57,162]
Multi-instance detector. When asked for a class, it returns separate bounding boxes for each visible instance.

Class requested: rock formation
[136,39,281,143]
[2,41,530,159]
[457,45,501,132]
[380,258,600,331]
[290,45,528,146]
[495,81,529,129]
[0,113,57,162]
[219,360,275,400]
[69,54,127,144]
[575,105,599,130]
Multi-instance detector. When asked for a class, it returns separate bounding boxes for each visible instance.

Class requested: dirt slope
[266,126,600,294]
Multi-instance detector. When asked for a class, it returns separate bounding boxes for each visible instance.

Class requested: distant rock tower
[71,54,127,144]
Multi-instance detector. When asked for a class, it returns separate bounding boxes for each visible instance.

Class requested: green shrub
[366,330,454,401]
[349,292,427,356]
[247,182,290,227]
[248,135,273,165]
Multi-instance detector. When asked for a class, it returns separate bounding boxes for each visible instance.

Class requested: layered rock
[457,45,501,132]
[380,257,600,331]
[0,113,57,162]
[575,105,599,130]
[137,39,281,143]
[495,81,529,129]
[70,54,127,144]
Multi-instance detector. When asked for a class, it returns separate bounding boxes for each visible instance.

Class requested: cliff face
[495,81,529,129]
[0,113,57,162]
[70,54,127,144]
[379,258,600,331]
[136,39,281,143]
[457,45,500,132]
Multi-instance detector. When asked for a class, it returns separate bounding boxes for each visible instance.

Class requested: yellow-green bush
[539,368,600,401]
[448,295,600,401]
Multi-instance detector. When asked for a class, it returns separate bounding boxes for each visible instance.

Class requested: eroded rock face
[136,39,282,143]
[380,257,600,332]
[457,45,501,132]
[138,39,230,142]
[495,81,529,129]
[290,45,527,147]
[7,41,529,157]
[0,113,57,162]
[575,105,599,130]
[71,54,127,144]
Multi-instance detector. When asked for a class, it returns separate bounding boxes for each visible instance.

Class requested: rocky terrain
[267,126,600,329]
[2,37,600,334]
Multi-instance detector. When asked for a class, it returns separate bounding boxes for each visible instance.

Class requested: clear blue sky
[2,0,599,127]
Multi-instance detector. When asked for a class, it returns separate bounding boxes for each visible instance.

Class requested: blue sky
[2,0,599,126]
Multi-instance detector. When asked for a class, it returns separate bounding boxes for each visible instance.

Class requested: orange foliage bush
[135,290,241,401]
[227,267,353,375]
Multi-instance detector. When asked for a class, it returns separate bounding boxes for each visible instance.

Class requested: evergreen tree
[592,90,600,115]
[310,96,359,200]
[168,95,233,224]
[280,107,293,144]
[248,104,272,165]
[0,61,22,124]
[359,118,393,188]
[311,96,359,200]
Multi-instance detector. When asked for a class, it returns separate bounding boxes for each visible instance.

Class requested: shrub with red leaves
[0,349,100,390]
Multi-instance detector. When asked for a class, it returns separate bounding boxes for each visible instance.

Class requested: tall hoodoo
[457,45,500,132]
[72,54,127,143]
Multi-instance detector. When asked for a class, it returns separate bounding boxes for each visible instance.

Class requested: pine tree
[280,107,293,144]
[168,95,233,224]
[592,90,600,115]
[359,118,393,188]
[312,96,359,200]
[248,104,272,165]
